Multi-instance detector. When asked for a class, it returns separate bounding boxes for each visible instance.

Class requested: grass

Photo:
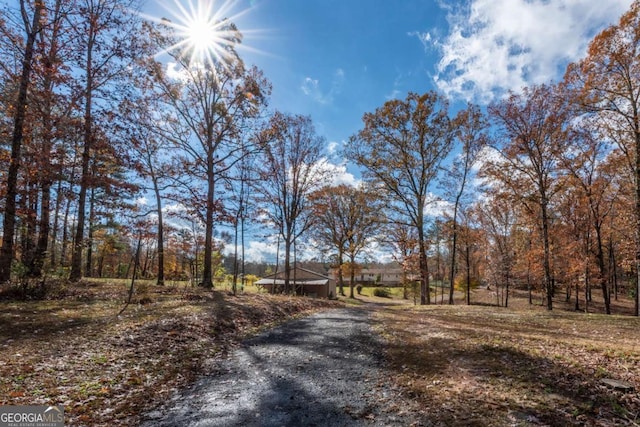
[0,279,340,426]
[338,284,412,299]
[374,291,640,426]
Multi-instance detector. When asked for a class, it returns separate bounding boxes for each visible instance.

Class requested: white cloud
[164,203,187,214]
[300,68,346,104]
[243,240,279,263]
[313,158,360,187]
[301,77,320,96]
[327,141,339,155]
[385,73,404,100]
[432,0,633,102]
[386,89,401,101]
[408,30,434,51]
[426,193,453,218]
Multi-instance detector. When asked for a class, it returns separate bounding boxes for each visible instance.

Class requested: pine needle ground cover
[0,281,339,426]
[376,299,640,426]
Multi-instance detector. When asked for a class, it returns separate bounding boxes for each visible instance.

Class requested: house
[329,267,418,287]
[255,266,336,299]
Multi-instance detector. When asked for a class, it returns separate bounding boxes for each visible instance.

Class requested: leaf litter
[0,281,339,426]
[374,293,640,426]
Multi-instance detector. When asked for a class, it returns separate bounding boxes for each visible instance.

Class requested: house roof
[260,266,330,280]
[255,278,329,286]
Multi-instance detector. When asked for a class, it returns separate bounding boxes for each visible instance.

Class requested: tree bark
[154,175,165,286]
[85,186,95,277]
[337,251,345,297]
[448,216,458,305]
[70,21,96,282]
[202,147,215,288]
[418,223,430,305]
[541,198,553,310]
[0,1,44,282]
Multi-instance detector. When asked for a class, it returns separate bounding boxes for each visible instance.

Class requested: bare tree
[564,1,640,314]
[443,103,488,305]
[345,91,454,304]
[256,112,329,294]
[68,0,141,281]
[146,19,270,288]
[484,84,569,310]
[310,184,383,298]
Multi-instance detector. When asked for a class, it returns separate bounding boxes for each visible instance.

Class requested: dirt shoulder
[0,282,340,426]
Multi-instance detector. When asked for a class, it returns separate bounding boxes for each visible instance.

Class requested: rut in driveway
[141,306,424,427]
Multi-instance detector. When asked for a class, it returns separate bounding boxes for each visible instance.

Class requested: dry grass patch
[0,280,340,426]
[375,302,640,426]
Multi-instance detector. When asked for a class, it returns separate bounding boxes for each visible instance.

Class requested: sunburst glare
[142,0,255,70]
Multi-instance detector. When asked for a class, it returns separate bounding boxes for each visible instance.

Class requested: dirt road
[141,306,423,426]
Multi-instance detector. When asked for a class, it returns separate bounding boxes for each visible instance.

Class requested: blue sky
[145,0,634,261]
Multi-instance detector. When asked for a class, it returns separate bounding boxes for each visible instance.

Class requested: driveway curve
[141,306,423,426]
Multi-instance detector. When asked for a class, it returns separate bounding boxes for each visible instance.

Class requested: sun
[185,13,219,56]
[147,0,245,68]
[178,1,232,66]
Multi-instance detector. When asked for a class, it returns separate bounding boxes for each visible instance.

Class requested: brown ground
[0,281,340,426]
[2,281,639,426]
[373,289,640,426]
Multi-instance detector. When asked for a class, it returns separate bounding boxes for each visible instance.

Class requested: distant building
[255,266,336,299]
[329,267,418,287]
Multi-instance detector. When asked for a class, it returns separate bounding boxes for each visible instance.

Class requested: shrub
[373,287,391,298]
[454,275,481,292]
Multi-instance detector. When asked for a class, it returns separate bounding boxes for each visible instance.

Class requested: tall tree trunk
[541,199,553,310]
[349,255,356,299]
[594,225,610,314]
[337,251,345,296]
[272,233,280,294]
[284,237,292,294]
[22,179,38,272]
[50,178,63,268]
[465,242,471,305]
[61,192,72,266]
[85,186,95,277]
[202,153,215,288]
[241,204,245,292]
[609,238,618,301]
[449,194,462,305]
[418,221,430,305]
[153,176,164,286]
[505,269,510,308]
[232,215,239,295]
[30,0,64,278]
[97,250,104,277]
[0,1,44,283]
[70,28,95,282]
[30,179,51,277]
[584,263,590,313]
[527,235,532,305]
[636,127,640,316]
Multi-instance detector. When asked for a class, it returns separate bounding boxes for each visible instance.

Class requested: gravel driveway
[141,306,423,426]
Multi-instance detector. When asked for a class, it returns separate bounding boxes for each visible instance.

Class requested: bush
[356,284,363,295]
[454,275,481,292]
[373,287,391,298]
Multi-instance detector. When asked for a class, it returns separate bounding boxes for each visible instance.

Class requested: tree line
[1,0,639,316]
